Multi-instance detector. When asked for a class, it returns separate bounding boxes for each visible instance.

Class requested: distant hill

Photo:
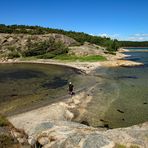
[1,24,148,48]
[0,24,148,60]
[0,24,120,51]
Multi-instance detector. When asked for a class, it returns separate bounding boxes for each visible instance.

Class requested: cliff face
[0,33,79,53]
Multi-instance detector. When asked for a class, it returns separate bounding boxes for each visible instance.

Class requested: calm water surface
[0,63,95,115]
[84,49,148,128]
[1,50,148,128]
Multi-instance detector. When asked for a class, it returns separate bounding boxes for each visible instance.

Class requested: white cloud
[128,37,145,41]
[98,33,120,39]
[132,33,148,37]
[99,33,109,37]
[128,33,148,41]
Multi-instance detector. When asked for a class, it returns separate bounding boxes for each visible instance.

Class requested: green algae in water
[103,66,148,128]
[81,51,148,128]
[0,63,96,115]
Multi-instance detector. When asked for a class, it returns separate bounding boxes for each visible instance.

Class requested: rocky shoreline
[8,88,148,148]
[1,50,147,147]
[8,85,148,147]
[0,49,144,74]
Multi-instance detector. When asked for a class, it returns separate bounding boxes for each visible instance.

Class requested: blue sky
[1,0,148,41]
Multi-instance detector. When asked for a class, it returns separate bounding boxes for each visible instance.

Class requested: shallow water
[1,51,148,128]
[83,50,148,128]
[0,63,95,115]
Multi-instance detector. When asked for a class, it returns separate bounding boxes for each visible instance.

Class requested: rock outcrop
[0,33,79,53]
[69,42,106,56]
[8,89,148,148]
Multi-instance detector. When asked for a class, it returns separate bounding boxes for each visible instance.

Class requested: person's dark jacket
[69,84,74,92]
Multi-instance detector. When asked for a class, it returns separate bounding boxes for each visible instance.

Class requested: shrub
[7,51,20,59]
[22,38,69,58]
[0,115,9,126]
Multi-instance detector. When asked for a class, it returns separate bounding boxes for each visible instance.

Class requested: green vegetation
[114,143,140,148]
[106,39,120,51]
[54,55,106,62]
[1,31,108,60]
[114,144,126,148]
[0,24,120,51]
[5,38,69,59]
[23,39,69,58]
[0,114,9,126]
[1,24,147,59]
[120,41,148,47]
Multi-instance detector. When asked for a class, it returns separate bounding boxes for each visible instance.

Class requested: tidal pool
[0,63,95,115]
[1,51,148,129]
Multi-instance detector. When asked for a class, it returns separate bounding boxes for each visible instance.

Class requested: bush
[7,51,20,59]
[37,53,55,59]
[22,39,69,58]
[0,115,9,126]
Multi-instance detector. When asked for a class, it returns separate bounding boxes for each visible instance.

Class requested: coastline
[0,49,144,74]
[0,50,144,117]
[3,50,148,147]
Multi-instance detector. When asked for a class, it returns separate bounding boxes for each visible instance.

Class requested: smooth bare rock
[8,88,147,148]
[101,60,143,67]
[35,121,114,148]
[0,33,79,53]
[103,122,148,147]
[32,122,54,136]
[69,43,106,56]
[8,102,74,136]
[82,133,115,148]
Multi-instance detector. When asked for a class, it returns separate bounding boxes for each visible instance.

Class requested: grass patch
[54,55,106,62]
[0,115,9,127]
[114,144,126,148]
[114,144,140,148]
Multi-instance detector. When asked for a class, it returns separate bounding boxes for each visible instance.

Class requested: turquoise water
[84,49,148,128]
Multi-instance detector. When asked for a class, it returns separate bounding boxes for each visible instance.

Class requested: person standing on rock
[68,82,74,95]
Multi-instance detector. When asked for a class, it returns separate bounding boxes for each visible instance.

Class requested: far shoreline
[0,49,144,74]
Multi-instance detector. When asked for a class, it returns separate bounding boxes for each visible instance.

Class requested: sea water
[83,49,148,128]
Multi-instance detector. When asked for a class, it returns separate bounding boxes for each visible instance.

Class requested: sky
[1,0,148,41]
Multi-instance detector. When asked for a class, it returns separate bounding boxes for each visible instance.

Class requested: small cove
[1,50,148,129]
[0,63,96,115]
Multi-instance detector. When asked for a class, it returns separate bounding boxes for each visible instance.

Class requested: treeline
[0,24,119,51]
[119,41,148,47]
[0,24,148,50]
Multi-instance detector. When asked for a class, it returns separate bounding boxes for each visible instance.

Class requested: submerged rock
[117,109,124,113]
[81,120,90,126]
